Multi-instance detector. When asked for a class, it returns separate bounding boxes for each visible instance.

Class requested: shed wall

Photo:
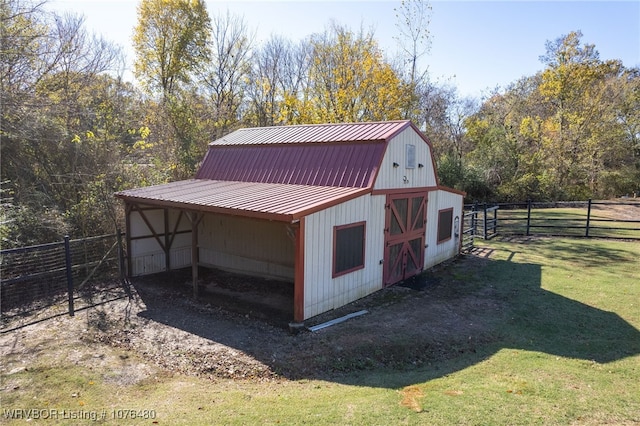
[303,193,385,319]
[425,189,464,268]
[199,213,295,281]
[128,206,192,276]
[374,128,437,191]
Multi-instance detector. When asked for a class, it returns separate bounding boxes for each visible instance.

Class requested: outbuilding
[116,120,465,323]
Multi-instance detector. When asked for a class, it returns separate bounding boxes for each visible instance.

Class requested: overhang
[115,179,371,222]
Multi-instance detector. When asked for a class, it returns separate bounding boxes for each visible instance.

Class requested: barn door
[383,193,427,286]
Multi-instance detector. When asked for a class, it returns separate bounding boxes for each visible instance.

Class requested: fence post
[585,198,592,237]
[117,229,133,298]
[64,235,74,317]
[483,203,488,239]
[470,203,477,240]
[526,199,532,236]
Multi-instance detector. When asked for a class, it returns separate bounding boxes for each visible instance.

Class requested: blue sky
[47,0,640,99]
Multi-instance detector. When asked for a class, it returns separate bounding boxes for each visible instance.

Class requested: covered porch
[116,179,369,322]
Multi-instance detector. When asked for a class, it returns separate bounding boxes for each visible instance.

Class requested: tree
[1,2,144,244]
[133,0,211,98]
[200,10,252,138]
[537,31,634,198]
[245,35,311,126]
[305,23,405,123]
[394,0,432,123]
[464,31,639,201]
[394,0,431,84]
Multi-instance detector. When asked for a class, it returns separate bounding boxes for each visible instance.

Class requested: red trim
[291,187,371,219]
[117,187,372,223]
[332,221,366,278]
[437,207,454,244]
[371,186,438,196]
[383,193,427,286]
[294,219,305,322]
[368,137,391,189]
[437,185,467,197]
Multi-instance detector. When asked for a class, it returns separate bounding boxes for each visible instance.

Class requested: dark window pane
[410,196,425,231]
[437,209,453,243]
[334,223,365,275]
[391,198,408,235]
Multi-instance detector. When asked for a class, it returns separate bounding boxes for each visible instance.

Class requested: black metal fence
[461,209,477,253]
[1,232,130,331]
[465,199,640,240]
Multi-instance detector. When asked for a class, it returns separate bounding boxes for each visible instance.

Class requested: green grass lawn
[2,238,639,425]
[497,207,640,239]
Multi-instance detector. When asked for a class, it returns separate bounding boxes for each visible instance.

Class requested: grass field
[495,204,640,239]
[2,237,639,425]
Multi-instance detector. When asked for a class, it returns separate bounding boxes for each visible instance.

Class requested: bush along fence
[465,199,640,240]
[1,232,131,331]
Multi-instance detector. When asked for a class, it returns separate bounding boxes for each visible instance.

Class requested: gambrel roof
[116,120,434,222]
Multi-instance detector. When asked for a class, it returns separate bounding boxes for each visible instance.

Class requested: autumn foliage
[1,0,638,247]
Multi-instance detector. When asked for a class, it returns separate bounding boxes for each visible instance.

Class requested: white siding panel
[425,189,464,269]
[170,248,192,269]
[129,206,193,276]
[129,207,164,238]
[132,250,165,276]
[374,128,437,191]
[199,213,294,281]
[199,249,294,280]
[129,206,166,276]
[303,194,385,319]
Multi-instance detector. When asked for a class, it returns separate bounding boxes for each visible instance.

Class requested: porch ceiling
[115,179,370,222]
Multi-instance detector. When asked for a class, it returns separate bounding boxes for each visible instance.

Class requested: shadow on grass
[130,242,640,388]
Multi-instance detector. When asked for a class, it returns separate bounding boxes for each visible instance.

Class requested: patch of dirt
[1,255,503,384]
[592,199,640,221]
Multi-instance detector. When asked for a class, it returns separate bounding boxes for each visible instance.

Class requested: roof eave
[116,194,296,223]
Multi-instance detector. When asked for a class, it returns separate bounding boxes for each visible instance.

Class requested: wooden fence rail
[465,199,640,240]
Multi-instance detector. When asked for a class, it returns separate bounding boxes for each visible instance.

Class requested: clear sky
[46,0,640,99]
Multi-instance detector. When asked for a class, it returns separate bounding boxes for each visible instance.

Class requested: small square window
[333,222,366,277]
[437,208,453,243]
[406,144,416,169]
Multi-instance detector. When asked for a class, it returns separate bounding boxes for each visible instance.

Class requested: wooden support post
[293,219,305,323]
[188,212,203,299]
[164,208,170,272]
[125,203,133,278]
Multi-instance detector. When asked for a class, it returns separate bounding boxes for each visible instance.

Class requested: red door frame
[383,192,427,286]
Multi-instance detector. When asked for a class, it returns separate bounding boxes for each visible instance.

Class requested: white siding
[199,213,294,281]
[128,205,192,276]
[303,194,386,319]
[425,189,464,268]
[374,128,437,191]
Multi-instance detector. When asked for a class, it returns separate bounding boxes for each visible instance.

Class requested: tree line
[1,0,638,247]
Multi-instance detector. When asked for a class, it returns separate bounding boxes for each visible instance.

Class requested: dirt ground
[592,199,640,220]
[1,253,500,384]
[3,200,637,384]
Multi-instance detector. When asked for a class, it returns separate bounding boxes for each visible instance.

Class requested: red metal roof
[118,121,435,220]
[195,142,385,187]
[211,120,411,146]
[116,180,370,222]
